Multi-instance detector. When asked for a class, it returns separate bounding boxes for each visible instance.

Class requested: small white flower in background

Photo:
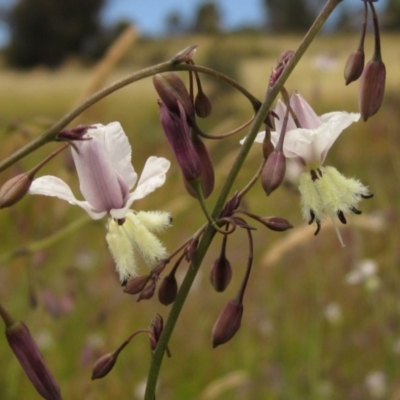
[29,122,171,283]
[251,92,372,246]
[365,371,387,399]
[345,258,380,291]
[323,302,343,325]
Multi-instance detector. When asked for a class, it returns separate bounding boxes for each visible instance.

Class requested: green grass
[0,33,399,399]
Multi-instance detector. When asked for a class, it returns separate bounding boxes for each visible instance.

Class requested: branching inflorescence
[0,1,386,399]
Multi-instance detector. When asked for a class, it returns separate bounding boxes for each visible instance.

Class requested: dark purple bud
[123,275,150,295]
[358,58,386,121]
[149,314,164,351]
[5,320,62,399]
[261,151,286,195]
[0,173,32,208]
[158,101,203,183]
[220,193,240,218]
[91,352,118,380]
[259,216,293,232]
[185,237,199,262]
[158,274,178,305]
[210,255,232,292]
[153,73,195,118]
[212,299,243,348]
[229,217,256,230]
[195,90,212,118]
[262,129,274,160]
[344,50,365,85]
[137,280,156,302]
[57,125,94,141]
[269,50,294,88]
[191,135,214,198]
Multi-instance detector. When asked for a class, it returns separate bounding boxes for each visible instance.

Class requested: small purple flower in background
[249,93,372,246]
[29,122,171,283]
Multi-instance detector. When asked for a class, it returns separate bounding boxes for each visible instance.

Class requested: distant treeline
[1,0,398,69]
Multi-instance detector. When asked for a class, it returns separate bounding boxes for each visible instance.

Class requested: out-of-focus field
[1,33,400,399]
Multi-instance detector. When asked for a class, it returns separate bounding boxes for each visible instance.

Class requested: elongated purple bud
[158,274,178,305]
[259,216,293,232]
[191,135,214,198]
[344,50,365,85]
[149,314,164,351]
[212,299,243,348]
[123,275,149,295]
[153,73,195,118]
[195,90,212,118]
[261,151,286,196]
[210,254,232,292]
[91,352,118,380]
[358,59,386,121]
[0,173,32,209]
[158,101,202,183]
[3,314,62,400]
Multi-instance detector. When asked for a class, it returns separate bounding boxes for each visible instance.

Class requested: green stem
[144,1,342,398]
[0,215,93,264]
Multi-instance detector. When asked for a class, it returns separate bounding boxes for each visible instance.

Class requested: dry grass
[0,33,400,399]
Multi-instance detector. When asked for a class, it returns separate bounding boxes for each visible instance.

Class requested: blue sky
[0,0,386,48]
[0,0,265,47]
[102,0,265,33]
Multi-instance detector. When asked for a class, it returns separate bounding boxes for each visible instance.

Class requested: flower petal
[242,131,266,145]
[124,212,168,267]
[290,93,320,129]
[130,156,170,202]
[29,176,106,219]
[87,123,138,190]
[273,99,297,133]
[106,219,138,282]
[72,139,127,213]
[317,112,360,162]
[108,157,170,220]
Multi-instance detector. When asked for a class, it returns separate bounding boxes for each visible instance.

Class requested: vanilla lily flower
[29,122,171,283]
[253,93,372,246]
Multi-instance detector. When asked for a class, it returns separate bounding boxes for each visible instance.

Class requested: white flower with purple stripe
[29,122,171,282]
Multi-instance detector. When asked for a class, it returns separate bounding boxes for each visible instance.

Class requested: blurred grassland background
[1,31,400,400]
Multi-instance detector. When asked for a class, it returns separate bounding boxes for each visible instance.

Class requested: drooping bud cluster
[154,71,214,199]
[344,0,386,121]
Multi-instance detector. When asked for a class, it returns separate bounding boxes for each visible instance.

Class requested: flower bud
[195,90,212,118]
[171,44,198,64]
[0,173,32,208]
[5,319,62,399]
[344,50,365,85]
[269,50,294,88]
[358,59,386,121]
[191,135,215,198]
[91,352,118,380]
[153,73,194,118]
[212,299,243,348]
[259,216,293,232]
[261,151,286,195]
[158,274,178,305]
[137,280,156,302]
[149,314,164,351]
[210,255,232,292]
[185,237,199,262]
[123,275,149,295]
[158,101,202,183]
